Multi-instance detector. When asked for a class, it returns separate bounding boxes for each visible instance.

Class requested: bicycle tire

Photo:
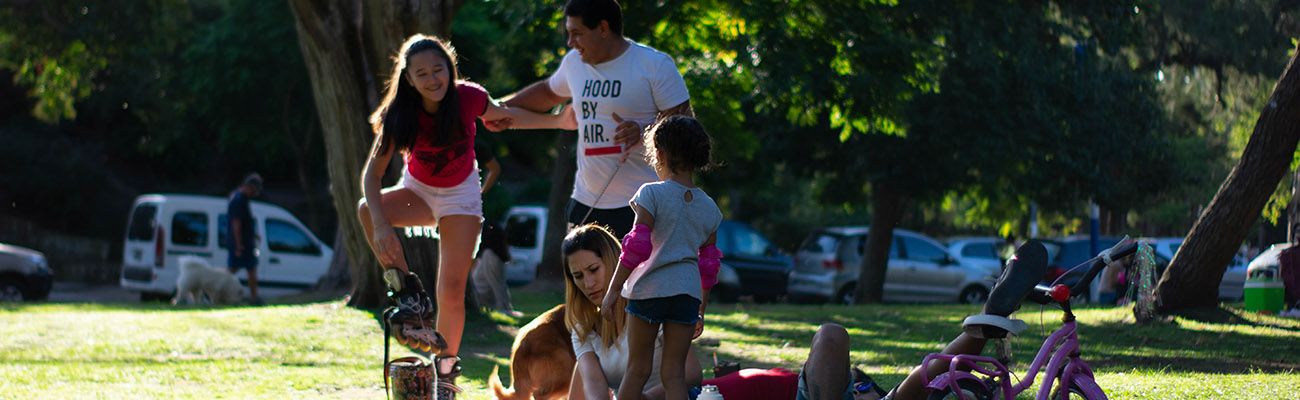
[1050,380,1107,400]
[926,377,993,400]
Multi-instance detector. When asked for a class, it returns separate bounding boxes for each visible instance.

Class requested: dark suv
[711,221,794,302]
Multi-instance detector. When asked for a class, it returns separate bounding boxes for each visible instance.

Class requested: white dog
[172,255,244,305]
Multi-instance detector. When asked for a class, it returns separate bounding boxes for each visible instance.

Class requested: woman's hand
[600,290,620,322]
[370,222,405,268]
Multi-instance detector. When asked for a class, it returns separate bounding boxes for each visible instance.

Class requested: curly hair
[644,115,717,174]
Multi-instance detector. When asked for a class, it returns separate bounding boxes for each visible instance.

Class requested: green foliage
[179,0,319,169]
[9,40,106,122]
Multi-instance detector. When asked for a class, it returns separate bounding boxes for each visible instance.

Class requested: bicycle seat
[962,314,1028,339]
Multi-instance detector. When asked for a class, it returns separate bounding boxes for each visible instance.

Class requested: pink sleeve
[699,244,721,289]
[619,224,653,269]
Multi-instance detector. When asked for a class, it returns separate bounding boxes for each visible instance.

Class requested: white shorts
[387,167,484,222]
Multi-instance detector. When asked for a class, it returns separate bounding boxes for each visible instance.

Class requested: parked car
[502,205,547,284]
[120,194,334,301]
[1247,242,1290,280]
[787,227,996,304]
[0,242,53,301]
[710,220,794,302]
[1144,237,1248,300]
[1041,236,1122,286]
[946,237,1011,276]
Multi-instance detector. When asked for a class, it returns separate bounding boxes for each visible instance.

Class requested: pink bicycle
[922,240,1146,400]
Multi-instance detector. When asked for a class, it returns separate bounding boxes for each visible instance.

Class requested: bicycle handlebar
[1062,240,1142,299]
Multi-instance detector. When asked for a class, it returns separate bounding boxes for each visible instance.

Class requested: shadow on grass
[689,302,1300,378]
[1171,305,1300,332]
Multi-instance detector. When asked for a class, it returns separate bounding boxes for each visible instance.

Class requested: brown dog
[489,304,575,400]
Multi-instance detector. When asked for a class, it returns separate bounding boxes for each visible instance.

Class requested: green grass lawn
[2,290,1298,399]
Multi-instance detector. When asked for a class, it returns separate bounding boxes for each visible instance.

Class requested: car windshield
[726,223,773,257]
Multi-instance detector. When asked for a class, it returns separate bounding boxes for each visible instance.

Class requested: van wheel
[141,292,170,302]
[960,286,990,304]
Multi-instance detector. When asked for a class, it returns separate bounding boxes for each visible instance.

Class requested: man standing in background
[228,173,264,306]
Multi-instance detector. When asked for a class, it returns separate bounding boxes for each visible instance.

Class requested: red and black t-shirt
[405,81,489,187]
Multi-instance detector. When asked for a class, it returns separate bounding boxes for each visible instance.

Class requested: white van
[503,205,547,284]
[120,194,334,301]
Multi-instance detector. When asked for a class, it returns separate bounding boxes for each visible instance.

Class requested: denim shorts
[795,368,854,400]
[626,294,701,325]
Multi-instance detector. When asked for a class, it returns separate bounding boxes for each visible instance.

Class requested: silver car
[787,227,997,304]
[0,242,53,302]
[946,237,1011,277]
[1144,237,1248,300]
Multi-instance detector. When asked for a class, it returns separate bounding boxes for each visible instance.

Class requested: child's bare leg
[659,321,695,400]
[892,333,987,400]
[893,240,1046,400]
[434,214,479,358]
[617,315,660,400]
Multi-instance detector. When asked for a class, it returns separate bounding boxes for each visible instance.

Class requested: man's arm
[610,99,694,159]
[656,99,694,120]
[483,79,571,132]
[501,79,569,112]
[231,217,245,257]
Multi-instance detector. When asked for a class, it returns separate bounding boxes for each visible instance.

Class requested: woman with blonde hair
[561,224,702,399]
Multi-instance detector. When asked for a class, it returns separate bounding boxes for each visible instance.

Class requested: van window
[267,218,321,255]
[171,212,209,246]
[218,214,257,249]
[506,215,538,248]
[127,204,158,241]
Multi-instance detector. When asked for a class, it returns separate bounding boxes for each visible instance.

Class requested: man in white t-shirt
[486,0,693,239]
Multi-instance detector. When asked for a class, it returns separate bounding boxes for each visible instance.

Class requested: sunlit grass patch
[1,295,1297,398]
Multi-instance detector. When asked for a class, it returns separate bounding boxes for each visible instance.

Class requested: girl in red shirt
[358,34,574,399]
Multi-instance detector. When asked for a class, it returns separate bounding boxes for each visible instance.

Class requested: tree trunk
[855,182,906,304]
[287,0,465,308]
[1158,44,1300,312]
[537,132,578,283]
[314,229,351,290]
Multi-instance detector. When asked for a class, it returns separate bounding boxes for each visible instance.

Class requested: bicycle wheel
[1050,381,1107,400]
[926,377,993,400]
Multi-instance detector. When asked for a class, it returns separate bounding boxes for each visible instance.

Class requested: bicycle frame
[921,240,1145,400]
[922,317,1106,400]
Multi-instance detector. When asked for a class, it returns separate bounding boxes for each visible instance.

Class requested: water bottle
[697,384,724,400]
